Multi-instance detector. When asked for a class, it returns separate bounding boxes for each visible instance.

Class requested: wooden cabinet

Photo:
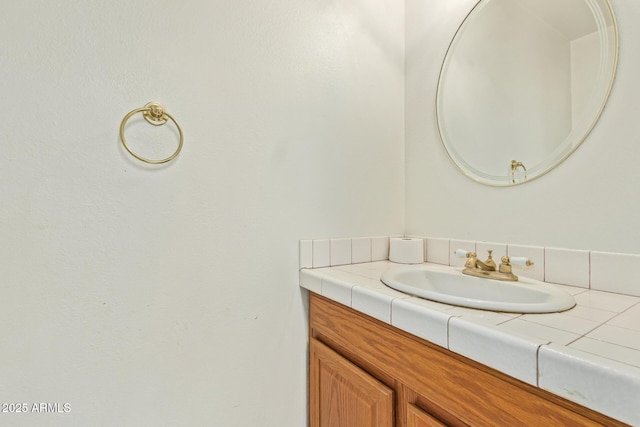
[309,293,625,427]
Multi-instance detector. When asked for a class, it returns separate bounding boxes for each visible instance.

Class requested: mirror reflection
[436,0,618,186]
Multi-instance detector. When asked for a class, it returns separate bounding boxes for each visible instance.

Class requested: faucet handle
[454,249,478,269]
[454,249,472,258]
[499,256,533,275]
[508,256,534,267]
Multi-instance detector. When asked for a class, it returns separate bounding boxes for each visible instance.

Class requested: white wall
[0,1,404,425]
[406,0,640,255]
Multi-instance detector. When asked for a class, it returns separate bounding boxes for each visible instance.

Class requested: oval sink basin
[381,264,576,313]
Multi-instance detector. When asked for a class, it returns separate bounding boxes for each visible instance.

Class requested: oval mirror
[436,0,618,186]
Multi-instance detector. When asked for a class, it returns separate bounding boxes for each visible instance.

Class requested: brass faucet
[458,250,533,282]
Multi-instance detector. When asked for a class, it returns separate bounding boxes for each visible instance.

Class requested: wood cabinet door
[406,403,448,427]
[310,338,393,427]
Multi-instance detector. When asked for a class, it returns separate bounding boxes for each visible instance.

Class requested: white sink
[381,264,576,313]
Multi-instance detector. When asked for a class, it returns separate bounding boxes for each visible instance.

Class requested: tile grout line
[589,251,593,290]
[446,315,454,349]
[534,343,548,388]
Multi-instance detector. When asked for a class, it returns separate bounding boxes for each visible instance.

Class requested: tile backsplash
[300,236,392,269]
[544,247,590,288]
[299,236,640,298]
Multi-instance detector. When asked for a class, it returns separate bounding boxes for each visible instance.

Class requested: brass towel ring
[119,102,183,164]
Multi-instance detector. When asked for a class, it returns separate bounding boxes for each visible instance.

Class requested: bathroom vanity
[301,258,640,426]
[310,293,623,426]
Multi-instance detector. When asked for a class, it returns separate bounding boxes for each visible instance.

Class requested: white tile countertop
[300,261,640,426]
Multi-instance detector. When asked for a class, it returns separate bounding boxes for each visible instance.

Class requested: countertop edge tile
[391,297,451,348]
[352,286,395,324]
[449,316,543,386]
[299,269,323,294]
[538,343,640,426]
[321,274,354,307]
